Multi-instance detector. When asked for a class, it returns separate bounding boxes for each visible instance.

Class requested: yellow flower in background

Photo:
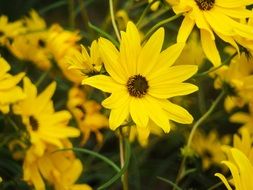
[48,24,83,83]
[0,58,25,113]
[213,52,253,111]
[7,10,51,70]
[83,22,198,133]
[191,130,228,170]
[23,141,92,190]
[171,0,253,66]
[215,147,253,190]
[68,40,102,78]
[7,31,52,70]
[174,31,205,67]
[233,128,253,163]
[230,103,253,135]
[13,77,80,156]
[67,86,108,146]
[0,15,25,45]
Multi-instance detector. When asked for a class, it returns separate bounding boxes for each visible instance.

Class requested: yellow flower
[68,40,102,77]
[171,0,253,66]
[215,147,253,190]
[230,103,253,135]
[213,52,253,111]
[0,57,25,113]
[83,22,198,133]
[13,77,80,156]
[7,31,52,70]
[191,130,228,170]
[23,141,92,190]
[67,86,108,145]
[0,15,25,45]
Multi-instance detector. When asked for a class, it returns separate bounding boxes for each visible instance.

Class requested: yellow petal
[82,75,124,93]
[200,29,221,67]
[216,0,253,8]
[149,83,198,99]
[120,22,141,76]
[214,173,232,190]
[0,72,25,90]
[163,100,193,124]
[221,161,242,189]
[102,90,129,108]
[130,97,149,127]
[0,57,10,76]
[144,95,170,133]
[148,43,185,79]
[138,27,164,76]
[149,65,198,84]
[109,101,130,130]
[177,16,195,42]
[98,38,126,83]
[36,82,56,114]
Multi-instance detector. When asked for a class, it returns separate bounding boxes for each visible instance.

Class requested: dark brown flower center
[127,74,149,98]
[38,39,46,48]
[195,0,215,11]
[29,116,39,131]
[0,31,4,37]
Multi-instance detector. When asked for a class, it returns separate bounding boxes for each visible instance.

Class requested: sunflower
[67,40,102,77]
[13,77,80,156]
[170,0,253,66]
[83,22,198,133]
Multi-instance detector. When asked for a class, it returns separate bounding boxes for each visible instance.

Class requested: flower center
[29,116,39,131]
[127,74,149,98]
[38,39,46,48]
[195,0,215,11]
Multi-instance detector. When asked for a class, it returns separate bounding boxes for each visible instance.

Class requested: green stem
[109,0,121,41]
[68,0,75,29]
[35,70,50,87]
[136,0,160,27]
[138,7,170,29]
[78,0,90,33]
[88,22,119,47]
[157,176,182,190]
[98,137,131,190]
[142,13,182,42]
[174,90,226,189]
[119,128,129,190]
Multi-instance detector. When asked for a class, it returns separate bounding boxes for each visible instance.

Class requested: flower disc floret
[195,0,215,11]
[127,74,149,98]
